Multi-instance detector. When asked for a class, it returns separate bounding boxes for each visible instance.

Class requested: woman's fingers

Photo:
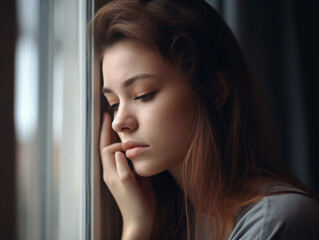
[100,142,123,183]
[115,151,133,181]
[100,111,121,148]
[100,112,112,150]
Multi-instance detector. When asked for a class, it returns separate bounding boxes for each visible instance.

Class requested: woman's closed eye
[134,91,156,102]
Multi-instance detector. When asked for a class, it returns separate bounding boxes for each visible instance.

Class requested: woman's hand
[100,113,156,240]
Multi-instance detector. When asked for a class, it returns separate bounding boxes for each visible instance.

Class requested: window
[15,0,94,239]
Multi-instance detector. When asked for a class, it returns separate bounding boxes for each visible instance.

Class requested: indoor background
[1,0,318,239]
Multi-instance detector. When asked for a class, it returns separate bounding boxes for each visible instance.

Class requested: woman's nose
[111,106,137,133]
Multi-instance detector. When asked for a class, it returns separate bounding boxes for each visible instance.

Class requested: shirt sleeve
[229,193,319,240]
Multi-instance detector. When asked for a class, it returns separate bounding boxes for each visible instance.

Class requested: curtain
[207,0,319,194]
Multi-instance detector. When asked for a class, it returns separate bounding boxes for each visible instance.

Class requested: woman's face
[102,39,195,177]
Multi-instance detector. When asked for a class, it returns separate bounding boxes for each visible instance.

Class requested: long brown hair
[93,0,304,239]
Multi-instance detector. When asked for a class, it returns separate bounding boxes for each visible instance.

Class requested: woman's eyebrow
[102,73,156,94]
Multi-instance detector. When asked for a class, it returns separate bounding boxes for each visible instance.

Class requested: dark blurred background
[1,1,16,239]
[207,0,319,194]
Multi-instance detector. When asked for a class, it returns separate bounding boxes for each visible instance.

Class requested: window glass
[15,0,93,239]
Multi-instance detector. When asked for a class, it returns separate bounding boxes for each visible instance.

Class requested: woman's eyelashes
[134,91,156,102]
[107,91,156,112]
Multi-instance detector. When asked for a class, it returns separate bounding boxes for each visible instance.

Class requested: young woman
[93,0,319,239]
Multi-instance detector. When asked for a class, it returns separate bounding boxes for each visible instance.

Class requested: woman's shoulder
[229,184,319,240]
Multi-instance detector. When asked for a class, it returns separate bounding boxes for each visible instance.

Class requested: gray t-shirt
[229,184,319,239]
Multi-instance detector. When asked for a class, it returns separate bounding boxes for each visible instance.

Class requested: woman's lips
[125,146,149,159]
[122,141,149,159]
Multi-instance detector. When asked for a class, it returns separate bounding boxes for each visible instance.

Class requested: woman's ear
[212,71,231,110]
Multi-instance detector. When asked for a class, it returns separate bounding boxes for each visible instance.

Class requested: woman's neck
[168,161,184,190]
[168,160,197,203]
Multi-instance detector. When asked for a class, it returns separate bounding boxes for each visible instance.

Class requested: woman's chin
[132,163,164,177]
